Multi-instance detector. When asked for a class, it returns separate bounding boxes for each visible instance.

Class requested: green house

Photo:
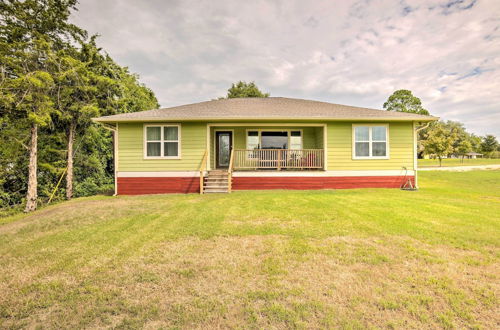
[93,97,437,194]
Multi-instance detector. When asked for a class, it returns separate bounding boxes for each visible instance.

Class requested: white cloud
[71,0,500,136]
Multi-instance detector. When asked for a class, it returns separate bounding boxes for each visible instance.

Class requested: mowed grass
[418,158,500,167]
[0,171,499,329]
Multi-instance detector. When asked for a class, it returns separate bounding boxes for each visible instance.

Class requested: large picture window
[245,130,303,150]
[144,125,180,159]
[353,125,388,159]
[261,131,288,149]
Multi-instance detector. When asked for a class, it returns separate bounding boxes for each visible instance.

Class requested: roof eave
[92,116,439,123]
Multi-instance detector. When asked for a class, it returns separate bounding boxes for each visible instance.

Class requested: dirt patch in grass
[2,235,497,329]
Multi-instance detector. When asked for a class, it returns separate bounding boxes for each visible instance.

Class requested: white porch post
[413,121,418,189]
[323,124,328,170]
[206,123,211,171]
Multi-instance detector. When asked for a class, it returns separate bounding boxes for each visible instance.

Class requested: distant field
[0,171,499,328]
[418,158,500,167]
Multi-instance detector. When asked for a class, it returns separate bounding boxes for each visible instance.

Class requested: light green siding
[326,122,414,171]
[314,127,324,149]
[116,121,415,172]
[118,122,207,171]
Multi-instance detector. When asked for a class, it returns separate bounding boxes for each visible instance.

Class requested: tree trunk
[66,121,75,199]
[24,123,38,212]
[438,156,442,167]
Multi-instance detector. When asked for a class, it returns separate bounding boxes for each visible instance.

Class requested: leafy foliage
[480,135,499,156]
[221,81,270,98]
[0,0,158,210]
[383,90,498,160]
[421,120,496,164]
[383,89,432,158]
[383,89,430,115]
[456,139,472,158]
[422,122,457,166]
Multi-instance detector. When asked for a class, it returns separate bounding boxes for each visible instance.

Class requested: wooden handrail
[199,150,208,194]
[232,149,324,170]
[228,148,235,193]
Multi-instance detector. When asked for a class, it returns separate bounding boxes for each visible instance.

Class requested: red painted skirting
[117,176,414,195]
[117,177,199,195]
[232,176,414,190]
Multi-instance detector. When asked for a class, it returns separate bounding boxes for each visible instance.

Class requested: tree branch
[12,137,30,150]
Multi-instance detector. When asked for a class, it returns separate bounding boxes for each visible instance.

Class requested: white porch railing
[233,149,324,170]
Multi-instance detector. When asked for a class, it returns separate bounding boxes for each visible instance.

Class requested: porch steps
[203,170,230,193]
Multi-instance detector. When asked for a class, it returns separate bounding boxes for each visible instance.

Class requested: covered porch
[208,124,326,171]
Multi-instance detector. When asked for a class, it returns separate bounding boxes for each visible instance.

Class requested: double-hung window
[145,125,181,159]
[247,131,259,150]
[353,125,388,159]
[290,131,302,149]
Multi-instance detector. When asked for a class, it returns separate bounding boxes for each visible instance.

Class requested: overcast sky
[71,0,500,136]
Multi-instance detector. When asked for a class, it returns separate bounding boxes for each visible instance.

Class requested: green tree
[383,89,430,115]
[54,40,158,200]
[0,37,58,212]
[480,135,499,157]
[0,0,85,211]
[469,134,483,153]
[0,0,158,211]
[0,119,29,209]
[221,81,270,98]
[457,139,472,162]
[444,120,469,154]
[53,42,100,199]
[422,122,457,166]
[384,90,431,158]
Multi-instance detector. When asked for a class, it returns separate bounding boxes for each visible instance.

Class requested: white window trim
[245,129,304,150]
[245,130,260,151]
[352,124,390,160]
[143,124,181,159]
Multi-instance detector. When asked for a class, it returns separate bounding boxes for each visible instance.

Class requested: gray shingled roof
[93,97,438,122]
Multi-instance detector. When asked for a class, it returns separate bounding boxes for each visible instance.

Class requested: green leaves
[25,71,54,88]
[480,135,499,155]
[221,81,270,99]
[383,90,430,115]
[423,122,456,159]
[0,0,159,208]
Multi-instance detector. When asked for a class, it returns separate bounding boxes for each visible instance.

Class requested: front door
[216,131,232,169]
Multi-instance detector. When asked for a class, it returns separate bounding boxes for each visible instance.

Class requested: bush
[487,151,500,158]
[74,178,114,197]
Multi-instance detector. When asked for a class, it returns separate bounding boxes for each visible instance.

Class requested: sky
[70,0,500,136]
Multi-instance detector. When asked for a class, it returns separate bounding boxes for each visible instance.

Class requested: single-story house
[465,152,483,159]
[93,97,438,195]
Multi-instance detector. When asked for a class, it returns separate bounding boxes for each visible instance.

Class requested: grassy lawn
[1,171,499,329]
[418,158,500,167]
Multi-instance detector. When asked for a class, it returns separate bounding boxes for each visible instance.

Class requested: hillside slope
[1,171,499,328]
